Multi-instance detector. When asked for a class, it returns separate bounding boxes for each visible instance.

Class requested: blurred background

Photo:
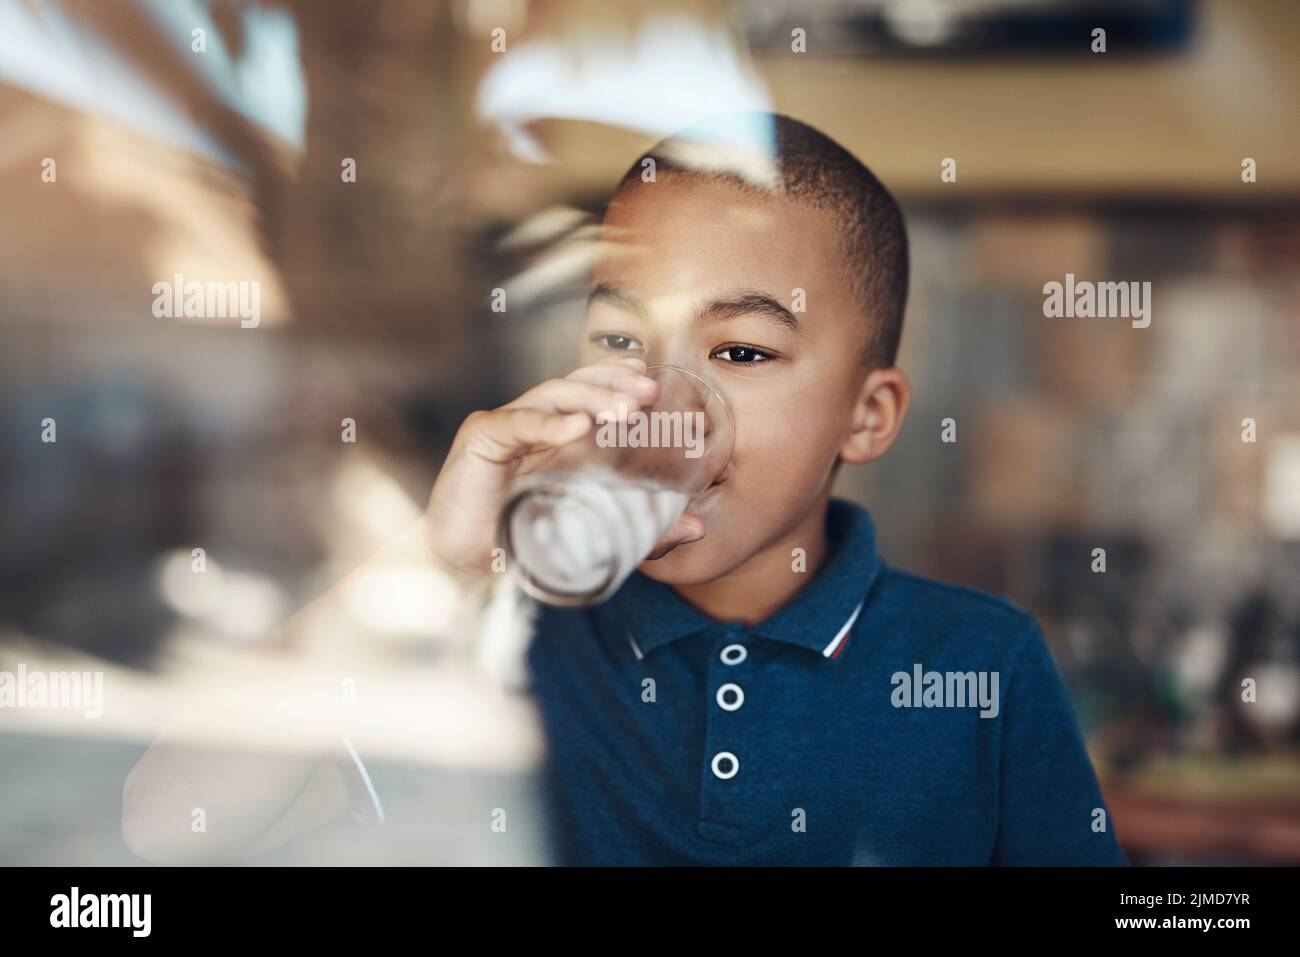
[1,0,1298,865]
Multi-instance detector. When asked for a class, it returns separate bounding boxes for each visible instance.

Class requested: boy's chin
[637,540,737,587]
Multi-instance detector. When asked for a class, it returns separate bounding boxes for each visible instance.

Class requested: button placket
[699,630,751,841]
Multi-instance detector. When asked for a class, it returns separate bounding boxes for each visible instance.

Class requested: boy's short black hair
[613,111,909,368]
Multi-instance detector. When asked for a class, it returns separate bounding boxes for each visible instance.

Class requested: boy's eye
[590,333,643,352]
[711,344,775,364]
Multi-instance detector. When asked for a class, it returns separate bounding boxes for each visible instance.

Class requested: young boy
[426,112,1128,866]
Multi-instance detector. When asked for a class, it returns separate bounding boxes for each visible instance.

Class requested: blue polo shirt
[524,498,1128,866]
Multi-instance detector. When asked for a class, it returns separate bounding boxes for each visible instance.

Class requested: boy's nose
[655,349,705,379]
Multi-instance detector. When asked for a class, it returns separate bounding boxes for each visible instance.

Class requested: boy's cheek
[739,424,838,488]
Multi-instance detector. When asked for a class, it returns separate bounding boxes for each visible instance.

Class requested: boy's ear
[840,367,910,465]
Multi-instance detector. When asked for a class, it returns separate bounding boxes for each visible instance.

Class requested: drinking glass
[499,364,734,606]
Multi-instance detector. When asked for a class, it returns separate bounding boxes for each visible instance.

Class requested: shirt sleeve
[991,621,1127,866]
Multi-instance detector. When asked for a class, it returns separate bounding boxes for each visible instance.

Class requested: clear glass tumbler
[499,364,734,606]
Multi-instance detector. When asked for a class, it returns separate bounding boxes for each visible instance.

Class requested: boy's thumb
[645,514,705,561]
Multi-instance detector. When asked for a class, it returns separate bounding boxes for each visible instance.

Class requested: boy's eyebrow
[588,281,801,334]
[588,281,647,319]
[696,291,802,334]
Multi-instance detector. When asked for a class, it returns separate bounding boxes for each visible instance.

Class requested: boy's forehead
[603,174,796,237]
[594,176,848,304]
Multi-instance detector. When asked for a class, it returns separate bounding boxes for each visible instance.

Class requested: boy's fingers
[461,358,656,465]
[505,378,647,419]
[566,358,657,396]
[461,408,592,463]
[569,355,646,380]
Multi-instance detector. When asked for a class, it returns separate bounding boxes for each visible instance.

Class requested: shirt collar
[603,498,881,664]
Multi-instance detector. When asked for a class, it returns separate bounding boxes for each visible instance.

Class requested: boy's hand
[426,356,672,579]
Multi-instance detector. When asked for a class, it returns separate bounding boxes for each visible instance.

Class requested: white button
[720,643,747,665]
[711,751,739,780]
[716,683,744,711]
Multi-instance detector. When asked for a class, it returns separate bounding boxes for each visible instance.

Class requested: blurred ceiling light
[498,205,592,251]
[141,0,306,147]
[210,570,286,639]
[156,548,227,618]
[1174,625,1228,697]
[652,112,782,189]
[1237,663,1300,733]
[452,0,528,37]
[504,226,613,307]
[0,0,227,162]
[331,457,424,545]
[340,563,460,638]
[154,549,285,640]
[0,1,306,165]
[476,13,772,162]
[75,121,291,327]
[882,0,960,47]
[1264,435,1300,540]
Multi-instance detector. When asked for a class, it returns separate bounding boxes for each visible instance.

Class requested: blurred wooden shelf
[1102,757,1300,863]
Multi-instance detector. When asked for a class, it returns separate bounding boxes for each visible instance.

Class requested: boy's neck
[670,490,832,626]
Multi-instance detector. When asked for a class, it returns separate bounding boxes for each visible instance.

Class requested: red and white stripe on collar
[626,598,865,662]
[821,599,865,660]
